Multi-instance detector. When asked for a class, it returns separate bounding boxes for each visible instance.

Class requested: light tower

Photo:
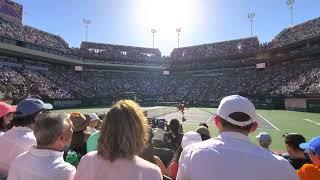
[176,28,182,48]
[286,0,295,27]
[82,19,92,42]
[248,12,256,37]
[151,28,157,48]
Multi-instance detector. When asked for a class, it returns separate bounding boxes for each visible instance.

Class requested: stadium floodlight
[248,12,255,37]
[286,0,295,27]
[83,19,92,42]
[176,28,182,48]
[151,28,157,48]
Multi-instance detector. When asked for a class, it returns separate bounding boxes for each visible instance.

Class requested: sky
[15,0,320,55]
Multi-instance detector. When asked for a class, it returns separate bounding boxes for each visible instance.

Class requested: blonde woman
[74,100,162,180]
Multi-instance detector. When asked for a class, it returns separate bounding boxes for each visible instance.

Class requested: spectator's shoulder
[81,151,98,161]
[10,151,29,166]
[181,138,223,160]
[271,153,288,161]
[59,160,76,173]
[299,163,316,171]
[135,156,159,169]
[185,138,223,152]
[297,163,317,178]
[135,156,162,177]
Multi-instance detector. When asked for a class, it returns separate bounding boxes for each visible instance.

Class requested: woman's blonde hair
[97,100,149,162]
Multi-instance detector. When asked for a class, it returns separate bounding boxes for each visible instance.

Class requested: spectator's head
[300,136,320,165]
[69,112,90,151]
[0,102,16,131]
[256,132,272,149]
[196,126,211,141]
[12,98,53,128]
[34,112,73,151]
[214,95,258,135]
[97,100,148,162]
[181,131,202,149]
[283,133,306,157]
[88,113,101,128]
[156,119,166,130]
[169,119,180,134]
[198,122,209,129]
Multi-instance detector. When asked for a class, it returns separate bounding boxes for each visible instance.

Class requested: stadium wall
[285,97,320,112]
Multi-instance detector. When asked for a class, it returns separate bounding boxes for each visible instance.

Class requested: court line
[303,119,320,126]
[257,114,280,131]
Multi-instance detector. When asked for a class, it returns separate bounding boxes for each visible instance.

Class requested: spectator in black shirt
[282,133,312,169]
[164,119,183,151]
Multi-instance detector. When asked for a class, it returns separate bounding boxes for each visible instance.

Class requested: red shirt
[167,161,179,180]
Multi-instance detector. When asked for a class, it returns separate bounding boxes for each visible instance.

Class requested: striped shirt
[7,148,76,180]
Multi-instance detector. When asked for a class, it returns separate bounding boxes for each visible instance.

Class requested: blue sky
[16,0,320,55]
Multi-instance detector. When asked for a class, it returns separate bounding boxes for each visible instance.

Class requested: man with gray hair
[256,132,272,150]
[7,113,76,180]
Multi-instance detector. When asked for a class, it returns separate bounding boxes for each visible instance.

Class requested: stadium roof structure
[80,41,161,56]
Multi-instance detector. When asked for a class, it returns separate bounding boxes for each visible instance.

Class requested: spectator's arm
[154,156,167,176]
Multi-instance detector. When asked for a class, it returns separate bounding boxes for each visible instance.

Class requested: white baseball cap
[216,95,257,127]
[181,131,202,149]
[89,113,101,122]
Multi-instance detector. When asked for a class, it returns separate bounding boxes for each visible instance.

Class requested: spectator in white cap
[0,102,16,134]
[0,98,53,176]
[181,131,202,149]
[177,95,298,180]
[86,113,101,134]
[167,131,202,180]
[256,132,272,151]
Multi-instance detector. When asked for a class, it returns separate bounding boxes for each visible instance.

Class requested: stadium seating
[1,56,320,102]
[0,16,320,103]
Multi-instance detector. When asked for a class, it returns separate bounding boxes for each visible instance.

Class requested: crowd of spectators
[0,21,69,52]
[0,20,165,66]
[2,57,320,102]
[170,37,260,61]
[0,16,319,68]
[266,17,320,49]
[0,96,319,179]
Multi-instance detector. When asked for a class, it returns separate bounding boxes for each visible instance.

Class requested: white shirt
[74,151,162,180]
[0,127,36,175]
[7,148,76,180]
[153,128,165,140]
[177,132,299,180]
